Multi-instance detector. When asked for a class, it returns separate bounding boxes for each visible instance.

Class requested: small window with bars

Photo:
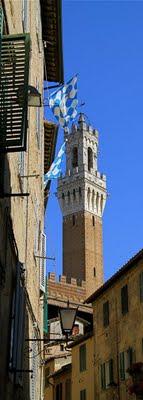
[103,301,109,327]
[121,284,128,315]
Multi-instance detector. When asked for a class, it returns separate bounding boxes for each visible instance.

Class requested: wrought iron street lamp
[17,85,42,107]
[59,303,77,339]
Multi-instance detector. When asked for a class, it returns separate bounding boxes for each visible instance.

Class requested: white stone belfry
[57,114,107,218]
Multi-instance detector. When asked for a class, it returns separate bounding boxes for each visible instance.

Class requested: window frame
[121,284,128,315]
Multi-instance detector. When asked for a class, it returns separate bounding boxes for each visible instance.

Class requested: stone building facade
[0,1,63,399]
[86,249,143,400]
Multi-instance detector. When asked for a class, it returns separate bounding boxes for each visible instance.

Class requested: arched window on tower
[88,147,93,171]
[73,188,76,200]
[79,187,82,198]
[96,192,99,212]
[67,191,70,204]
[87,188,90,209]
[92,190,95,211]
[72,147,78,168]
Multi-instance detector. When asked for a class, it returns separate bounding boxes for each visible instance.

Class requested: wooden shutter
[0,33,30,152]
[139,272,143,302]
[101,363,106,389]
[121,284,128,315]
[119,352,125,380]
[40,232,46,292]
[103,301,109,327]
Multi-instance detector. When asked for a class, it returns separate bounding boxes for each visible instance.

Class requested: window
[101,360,114,389]
[72,147,78,168]
[79,187,82,197]
[65,379,71,400]
[56,383,62,400]
[72,215,75,226]
[139,272,143,302]
[79,344,86,372]
[121,284,128,315]
[22,0,29,32]
[93,267,96,277]
[62,193,65,200]
[88,147,93,171]
[80,389,86,400]
[119,349,133,381]
[92,216,95,226]
[103,301,109,327]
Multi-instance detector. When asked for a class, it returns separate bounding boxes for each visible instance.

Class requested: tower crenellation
[57,114,107,298]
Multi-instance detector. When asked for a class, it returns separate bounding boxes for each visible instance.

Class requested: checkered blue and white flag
[44,142,65,185]
[49,75,78,127]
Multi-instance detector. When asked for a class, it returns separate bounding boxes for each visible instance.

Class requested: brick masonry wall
[48,273,86,305]
[63,211,103,299]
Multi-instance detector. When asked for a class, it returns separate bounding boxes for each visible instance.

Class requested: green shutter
[109,359,114,384]
[139,272,143,302]
[120,352,125,380]
[121,285,128,315]
[101,363,106,389]
[0,33,30,152]
[43,277,48,334]
[103,301,109,327]
[79,344,86,372]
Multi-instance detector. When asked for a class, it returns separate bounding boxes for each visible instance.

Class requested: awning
[40,0,64,83]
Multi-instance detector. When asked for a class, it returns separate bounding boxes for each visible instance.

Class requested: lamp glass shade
[59,307,77,335]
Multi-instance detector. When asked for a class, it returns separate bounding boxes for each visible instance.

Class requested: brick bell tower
[57,114,107,298]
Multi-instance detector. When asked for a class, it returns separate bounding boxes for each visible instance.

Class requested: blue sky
[45,0,143,281]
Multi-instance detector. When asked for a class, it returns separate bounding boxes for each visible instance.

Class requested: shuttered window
[120,352,125,380]
[79,344,86,372]
[101,360,114,389]
[9,262,25,385]
[139,272,143,302]
[103,301,109,327]
[80,389,86,400]
[0,33,30,152]
[121,284,128,315]
[40,232,46,292]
